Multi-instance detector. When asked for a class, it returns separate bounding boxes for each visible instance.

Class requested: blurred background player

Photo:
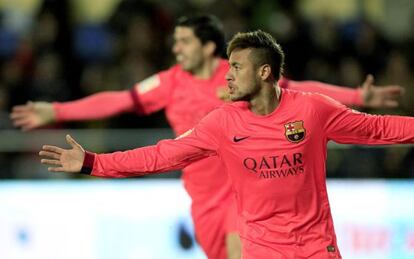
[11,15,404,259]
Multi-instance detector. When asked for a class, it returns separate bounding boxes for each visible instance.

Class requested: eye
[181,38,191,44]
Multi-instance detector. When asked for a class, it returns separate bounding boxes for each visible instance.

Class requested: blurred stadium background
[0,0,414,258]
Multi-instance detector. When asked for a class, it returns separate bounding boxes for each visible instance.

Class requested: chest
[166,79,226,123]
[221,114,324,184]
[225,120,327,206]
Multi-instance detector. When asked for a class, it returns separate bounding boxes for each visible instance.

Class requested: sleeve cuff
[80,151,96,175]
[129,88,145,115]
[355,88,364,106]
[52,102,61,122]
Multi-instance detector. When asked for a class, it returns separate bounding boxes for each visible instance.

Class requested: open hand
[10,101,56,131]
[40,135,85,173]
[361,75,404,108]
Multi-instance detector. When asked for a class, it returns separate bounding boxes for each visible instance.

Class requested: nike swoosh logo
[233,136,250,142]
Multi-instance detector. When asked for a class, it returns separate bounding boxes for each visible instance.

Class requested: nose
[225,69,233,82]
[172,43,180,54]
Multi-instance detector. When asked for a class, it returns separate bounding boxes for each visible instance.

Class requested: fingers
[11,118,34,131]
[48,167,65,172]
[11,104,32,113]
[10,109,32,125]
[362,74,374,91]
[10,111,29,120]
[40,158,61,166]
[39,145,67,173]
[66,135,82,149]
[11,103,34,119]
[39,150,61,160]
[41,158,66,173]
[364,74,374,86]
[42,145,64,154]
[384,100,399,108]
[39,149,62,168]
[10,105,37,131]
[12,117,33,128]
[382,85,405,95]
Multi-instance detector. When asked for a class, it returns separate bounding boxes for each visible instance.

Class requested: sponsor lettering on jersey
[243,153,304,179]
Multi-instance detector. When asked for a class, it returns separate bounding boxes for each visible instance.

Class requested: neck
[249,83,281,115]
[193,57,220,79]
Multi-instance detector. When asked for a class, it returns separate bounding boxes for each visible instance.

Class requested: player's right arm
[10,91,135,131]
[10,68,176,131]
[39,108,223,177]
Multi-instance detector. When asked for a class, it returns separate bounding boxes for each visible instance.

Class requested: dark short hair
[176,15,225,57]
[227,30,285,80]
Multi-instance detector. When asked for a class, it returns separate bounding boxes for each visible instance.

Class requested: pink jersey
[125,60,365,254]
[129,60,228,135]
[53,58,365,258]
[83,89,414,259]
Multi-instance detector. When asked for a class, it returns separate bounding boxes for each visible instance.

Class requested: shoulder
[281,89,347,118]
[208,103,233,116]
[283,88,341,105]
[219,101,246,113]
[200,102,240,121]
[159,64,183,77]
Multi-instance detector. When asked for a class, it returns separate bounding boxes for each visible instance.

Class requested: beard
[230,77,261,102]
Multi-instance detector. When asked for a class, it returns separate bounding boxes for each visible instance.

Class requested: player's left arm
[314,94,414,145]
[286,75,404,108]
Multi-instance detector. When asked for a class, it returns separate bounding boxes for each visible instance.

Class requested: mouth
[227,84,235,94]
[176,55,185,63]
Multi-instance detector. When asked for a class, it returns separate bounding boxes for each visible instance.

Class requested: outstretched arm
[11,70,174,131]
[39,110,222,177]
[40,133,216,177]
[313,94,414,145]
[286,75,404,108]
[40,132,217,177]
[10,91,134,131]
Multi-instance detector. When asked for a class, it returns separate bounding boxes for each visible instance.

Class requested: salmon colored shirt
[53,59,363,224]
[82,89,414,258]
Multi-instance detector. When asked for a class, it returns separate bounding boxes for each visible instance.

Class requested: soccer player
[40,30,414,259]
[39,29,414,258]
[20,16,404,259]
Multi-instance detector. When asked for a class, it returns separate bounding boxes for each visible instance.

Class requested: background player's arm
[315,94,414,145]
[39,110,222,177]
[10,91,134,131]
[11,71,173,131]
[287,74,403,108]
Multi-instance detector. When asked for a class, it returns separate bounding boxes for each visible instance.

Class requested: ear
[258,64,272,80]
[203,41,216,56]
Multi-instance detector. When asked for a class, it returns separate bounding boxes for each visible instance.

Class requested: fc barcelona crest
[284,121,306,143]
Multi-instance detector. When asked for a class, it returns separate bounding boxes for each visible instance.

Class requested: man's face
[225,48,261,101]
[172,26,205,72]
